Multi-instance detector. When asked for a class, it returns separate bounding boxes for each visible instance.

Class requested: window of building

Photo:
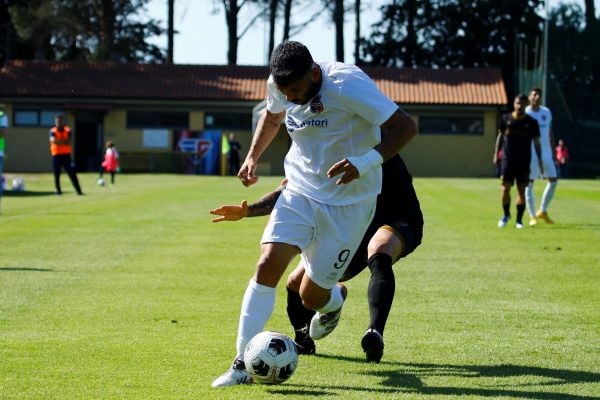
[13,109,64,126]
[127,111,189,129]
[419,115,484,135]
[204,112,252,130]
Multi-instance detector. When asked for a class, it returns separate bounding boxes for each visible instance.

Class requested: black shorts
[340,155,423,282]
[500,163,529,185]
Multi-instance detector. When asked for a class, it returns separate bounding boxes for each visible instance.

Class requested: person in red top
[49,115,83,195]
[98,141,119,185]
[555,139,570,178]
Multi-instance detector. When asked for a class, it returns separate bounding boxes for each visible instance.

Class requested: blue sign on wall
[174,130,222,175]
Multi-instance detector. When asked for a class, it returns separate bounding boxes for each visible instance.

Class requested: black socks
[286,287,315,335]
[516,203,525,223]
[367,253,395,335]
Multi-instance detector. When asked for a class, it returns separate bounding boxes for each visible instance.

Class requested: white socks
[526,181,558,215]
[236,279,276,358]
[317,285,344,314]
[525,182,536,217]
[540,181,558,212]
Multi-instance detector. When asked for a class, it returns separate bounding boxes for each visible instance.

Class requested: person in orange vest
[49,115,83,195]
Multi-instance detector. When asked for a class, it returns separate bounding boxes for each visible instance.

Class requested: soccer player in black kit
[210,151,424,363]
[493,94,543,228]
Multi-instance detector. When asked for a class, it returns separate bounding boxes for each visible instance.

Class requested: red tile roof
[0,60,506,105]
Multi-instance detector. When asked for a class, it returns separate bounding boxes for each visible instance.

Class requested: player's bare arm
[238,109,285,187]
[50,136,70,145]
[210,179,287,222]
[533,136,544,175]
[493,131,503,164]
[327,110,417,185]
[377,109,418,160]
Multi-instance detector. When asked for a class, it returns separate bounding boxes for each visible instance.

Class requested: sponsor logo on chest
[286,116,328,133]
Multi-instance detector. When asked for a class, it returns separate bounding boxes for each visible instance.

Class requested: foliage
[548,3,600,102]
[362,0,545,94]
[7,0,165,62]
[1,174,599,399]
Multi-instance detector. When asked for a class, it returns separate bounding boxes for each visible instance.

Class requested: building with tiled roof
[0,61,507,176]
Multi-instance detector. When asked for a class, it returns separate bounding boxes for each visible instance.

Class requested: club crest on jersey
[309,95,324,114]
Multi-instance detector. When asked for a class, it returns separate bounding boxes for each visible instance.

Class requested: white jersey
[526,105,553,158]
[266,62,398,206]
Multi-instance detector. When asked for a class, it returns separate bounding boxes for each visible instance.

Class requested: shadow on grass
[279,355,600,399]
[3,190,57,197]
[0,267,53,272]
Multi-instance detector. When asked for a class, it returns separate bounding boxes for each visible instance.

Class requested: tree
[1,0,36,63]
[584,0,597,30]
[354,0,361,65]
[282,0,292,41]
[362,0,435,67]
[8,0,165,62]
[267,0,279,59]
[363,0,544,94]
[333,0,344,61]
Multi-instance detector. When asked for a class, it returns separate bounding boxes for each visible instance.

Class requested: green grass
[1,173,599,399]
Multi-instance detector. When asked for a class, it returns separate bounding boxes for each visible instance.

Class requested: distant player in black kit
[210,151,423,363]
[493,94,543,229]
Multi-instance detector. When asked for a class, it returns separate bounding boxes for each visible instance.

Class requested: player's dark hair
[515,93,528,102]
[270,41,314,87]
[530,87,542,95]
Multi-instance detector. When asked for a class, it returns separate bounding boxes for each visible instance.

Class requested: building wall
[252,108,499,178]
[3,101,500,177]
[402,109,498,177]
[2,104,79,172]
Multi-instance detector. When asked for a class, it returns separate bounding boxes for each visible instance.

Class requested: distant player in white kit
[525,87,558,225]
[212,41,417,387]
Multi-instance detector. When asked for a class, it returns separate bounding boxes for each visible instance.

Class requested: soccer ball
[244,331,298,384]
[97,178,105,186]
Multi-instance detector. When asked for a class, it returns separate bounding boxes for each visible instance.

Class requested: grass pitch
[1,173,599,399]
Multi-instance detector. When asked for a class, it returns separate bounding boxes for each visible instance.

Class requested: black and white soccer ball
[244,331,298,384]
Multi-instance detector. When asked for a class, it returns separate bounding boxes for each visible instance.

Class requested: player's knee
[368,232,403,260]
[254,256,285,287]
[286,270,303,292]
[299,288,328,310]
[300,296,324,311]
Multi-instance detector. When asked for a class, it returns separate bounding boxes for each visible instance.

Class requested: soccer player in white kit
[212,41,417,387]
[525,87,559,225]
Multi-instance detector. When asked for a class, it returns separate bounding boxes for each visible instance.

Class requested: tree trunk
[167,0,174,63]
[100,0,115,60]
[584,0,597,29]
[334,0,344,61]
[282,0,292,41]
[405,0,417,66]
[268,0,279,60]
[224,0,238,65]
[354,0,361,64]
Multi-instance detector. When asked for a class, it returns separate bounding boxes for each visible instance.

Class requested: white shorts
[530,153,558,179]
[261,189,376,289]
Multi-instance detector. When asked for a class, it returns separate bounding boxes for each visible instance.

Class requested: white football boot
[309,285,347,340]
[498,215,511,228]
[211,357,253,387]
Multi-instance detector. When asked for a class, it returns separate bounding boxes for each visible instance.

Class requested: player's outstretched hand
[210,200,249,222]
[327,159,360,185]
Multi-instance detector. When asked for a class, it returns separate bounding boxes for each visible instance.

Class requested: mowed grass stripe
[0,174,599,399]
